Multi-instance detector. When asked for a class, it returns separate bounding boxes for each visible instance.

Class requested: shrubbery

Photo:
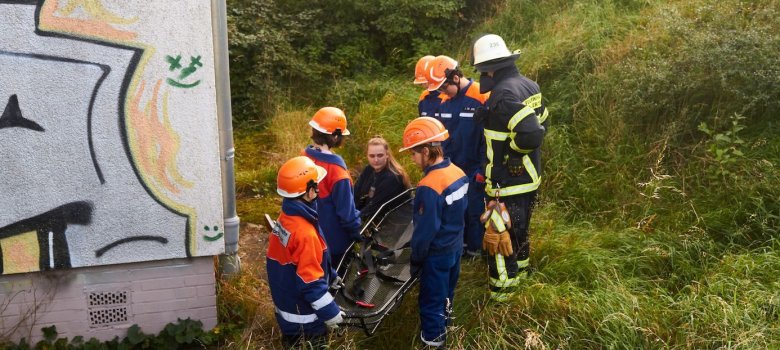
[226,0,499,124]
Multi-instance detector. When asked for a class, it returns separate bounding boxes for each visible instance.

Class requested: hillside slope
[223,0,780,348]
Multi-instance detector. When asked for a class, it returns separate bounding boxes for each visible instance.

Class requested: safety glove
[324,311,345,330]
[480,200,497,224]
[497,231,513,256]
[482,225,501,256]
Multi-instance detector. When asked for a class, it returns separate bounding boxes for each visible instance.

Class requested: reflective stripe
[487,209,507,232]
[523,93,549,124]
[484,129,509,180]
[421,332,444,347]
[517,258,529,269]
[495,254,508,282]
[440,113,453,118]
[310,292,334,310]
[445,183,469,205]
[275,308,317,324]
[509,132,534,153]
[485,155,540,196]
[460,112,474,118]
[489,291,510,301]
[484,129,509,140]
[507,106,535,130]
[490,276,519,288]
[523,93,542,109]
[491,253,519,288]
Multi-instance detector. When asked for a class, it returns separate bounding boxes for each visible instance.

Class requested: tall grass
[224,0,780,348]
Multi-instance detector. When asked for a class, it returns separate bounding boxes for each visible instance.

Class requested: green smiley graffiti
[165,54,202,88]
[202,225,223,241]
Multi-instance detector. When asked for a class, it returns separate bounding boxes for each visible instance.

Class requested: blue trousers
[419,252,461,343]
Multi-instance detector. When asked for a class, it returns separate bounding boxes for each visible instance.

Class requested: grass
[219,0,780,348]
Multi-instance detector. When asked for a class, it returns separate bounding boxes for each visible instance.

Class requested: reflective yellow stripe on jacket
[523,93,549,124]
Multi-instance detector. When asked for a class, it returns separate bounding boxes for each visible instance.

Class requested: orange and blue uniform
[418,90,444,118]
[266,198,341,338]
[411,158,468,346]
[304,146,361,267]
[435,79,489,255]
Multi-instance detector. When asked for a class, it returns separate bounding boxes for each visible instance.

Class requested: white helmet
[472,34,520,72]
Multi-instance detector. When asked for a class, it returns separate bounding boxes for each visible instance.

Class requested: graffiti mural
[0,0,225,275]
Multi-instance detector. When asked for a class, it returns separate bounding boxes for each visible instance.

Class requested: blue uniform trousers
[419,252,461,344]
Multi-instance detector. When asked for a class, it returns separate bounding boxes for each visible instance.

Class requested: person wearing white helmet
[472,33,548,302]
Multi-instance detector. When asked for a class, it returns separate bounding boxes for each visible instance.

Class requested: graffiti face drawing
[165,54,203,89]
[0,2,190,274]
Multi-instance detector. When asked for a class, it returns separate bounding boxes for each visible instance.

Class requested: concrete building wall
[0,0,227,343]
[0,257,217,343]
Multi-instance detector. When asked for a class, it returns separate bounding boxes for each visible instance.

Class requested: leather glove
[482,227,501,256]
[324,311,345,330]
[497,231,513,256]
[480,200,496,224]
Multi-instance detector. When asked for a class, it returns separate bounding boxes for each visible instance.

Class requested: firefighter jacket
[411,159,468,264]
[418,90,444,118]
[266,198,341,336]
[435,79,489,177]
[304,146,362,259]
[481,66,546,198]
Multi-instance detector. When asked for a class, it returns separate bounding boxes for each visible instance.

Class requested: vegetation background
[220,0,780,349]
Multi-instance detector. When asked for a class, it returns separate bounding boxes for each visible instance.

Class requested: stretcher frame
[334,188,418,336]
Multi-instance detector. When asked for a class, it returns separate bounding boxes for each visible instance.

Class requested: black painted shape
[0,201,93,274]
[94,236,169,258]
[0,94,44,132]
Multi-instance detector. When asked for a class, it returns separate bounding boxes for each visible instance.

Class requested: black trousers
[486,191,537,300]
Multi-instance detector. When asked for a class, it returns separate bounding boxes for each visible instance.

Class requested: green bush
[227,0,479,124]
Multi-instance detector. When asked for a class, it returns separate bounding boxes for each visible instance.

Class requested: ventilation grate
[88,291,128,307]
[87,290,131,328]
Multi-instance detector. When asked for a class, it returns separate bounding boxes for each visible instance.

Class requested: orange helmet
[414,55,435,85]
[277,156,327,198]
[308,107,351,135]
[399,117,449,152]
[426,55,458,91]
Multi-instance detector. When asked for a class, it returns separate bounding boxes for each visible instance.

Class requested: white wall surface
[0,0,225,276]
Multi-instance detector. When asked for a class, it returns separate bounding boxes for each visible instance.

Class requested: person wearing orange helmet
[303,107,362,270]
[472,33,548,302]
[266,156,344,348]
[427,55,490,259]
[414,55,445,117]
[400,117,468,348]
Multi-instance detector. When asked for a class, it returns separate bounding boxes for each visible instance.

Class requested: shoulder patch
[266,214,291,247]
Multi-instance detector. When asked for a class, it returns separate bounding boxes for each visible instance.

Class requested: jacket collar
[424,158,451,175]
[492,65,520,82]
[282,198,318,224]
[305,145,348,170]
